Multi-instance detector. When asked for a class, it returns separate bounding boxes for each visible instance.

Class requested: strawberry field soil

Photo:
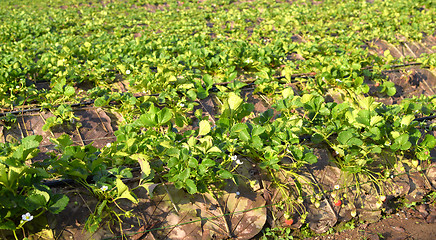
[0,0,436,239]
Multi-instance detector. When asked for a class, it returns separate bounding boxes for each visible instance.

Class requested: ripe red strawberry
[335,200,342,206]
[284,219,294,225]
[375,82,380,87]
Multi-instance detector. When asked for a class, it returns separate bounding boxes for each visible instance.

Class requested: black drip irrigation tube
[0,93,158,117]
[0,99,96,117]
[414,115,436,122]
[41,166,142,188]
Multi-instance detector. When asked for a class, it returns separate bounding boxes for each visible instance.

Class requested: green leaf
[238,129,251,142]
[348,137,363,146]
[230,123,250,142]
[187,90,197,101]
[337,129,362,146]
[48,194,69,214]
[137,113,157,127]
[227,71,237,81]
[116,179,138,203]
[351,63,361,70]
[391,134,411,151]
[140,183,159,198]
[231,123,247,133]
[50,134,73,150]
[97,200,107,216]
[369,127,381,140]
[183,158,195,170]
[119,190,138,204]
[175,114,186,128]
[218,169,233,179]
[197,88,209,99]
[132,154,151,178]
[359,97,376,110]
[198,120,211,136]
[371,146,382,154]
[303,153,317,164]
[319,107,330,116]
[25,189,50,212]
[356,109,370,126]
[64,85,75,97]
[282,87,294,99]
[207,146,222,154]
[157,108,172,125]
[201,159,216,168]
[256,70,269,79]
[203,74,213,88]
[94,97,108,107]
[386,86,396,96]
[179,168,190,182]
[117,64,126,75]
[252,136,263,149]
[228,92,243,111]
[301,94,313,104]
[337,130,352,145]
[116,178,128,198]
[370,116,384,126]
[0,220,15,230]
[421,134,436,148]
[185,179,197,194]
[311,133,324,144]
[166,148,180,158]
[396,134,409,146]
[401,115,415,127]
[22,135,43,149]
[252,125,265,136]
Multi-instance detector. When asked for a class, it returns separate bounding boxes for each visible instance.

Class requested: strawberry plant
[0,136,68,239]
[42,104,81,132]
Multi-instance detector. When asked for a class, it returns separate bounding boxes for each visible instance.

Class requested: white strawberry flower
[244,58,253,64]
[230,155,243,165]
[126,70,131,75]
[100,185,108,191]
[334,185,340,190]
[22,212,33,222]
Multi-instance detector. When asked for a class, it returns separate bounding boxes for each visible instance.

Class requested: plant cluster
[0,0,435,238]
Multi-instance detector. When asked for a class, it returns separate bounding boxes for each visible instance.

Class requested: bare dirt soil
[311,203,436,240]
